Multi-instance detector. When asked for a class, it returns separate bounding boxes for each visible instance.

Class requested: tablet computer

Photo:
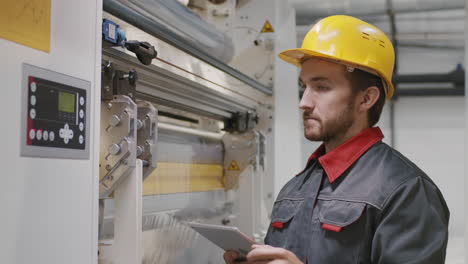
[188,222,257,258]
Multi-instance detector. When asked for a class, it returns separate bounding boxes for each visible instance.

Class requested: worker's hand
[223,250,247,264]
[246,245,303,264]
[223,245,303,264]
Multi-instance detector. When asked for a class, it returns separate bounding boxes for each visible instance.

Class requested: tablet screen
[188,222,256,256]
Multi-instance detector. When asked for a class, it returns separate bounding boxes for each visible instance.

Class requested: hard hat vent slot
[361,32,370,40]
[362,32,386,48]
[379,40,385,48]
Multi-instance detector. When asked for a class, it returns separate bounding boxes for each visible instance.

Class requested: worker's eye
[317,85,329,91]
[298,79,306,89]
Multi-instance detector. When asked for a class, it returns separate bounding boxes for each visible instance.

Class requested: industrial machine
[98,4,275,262]
[0,0,300,263]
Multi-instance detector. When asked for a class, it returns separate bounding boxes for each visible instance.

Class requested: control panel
[21,64,90,159]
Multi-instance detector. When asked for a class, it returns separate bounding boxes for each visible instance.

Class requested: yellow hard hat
[279,15,395,99]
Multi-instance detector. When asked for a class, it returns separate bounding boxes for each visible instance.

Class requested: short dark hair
[346,69,386,127]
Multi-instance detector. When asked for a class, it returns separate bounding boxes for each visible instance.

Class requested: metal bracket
[101,60,138,100]
[99,95,137,198]
[222,132,258,189]
[136,100,158,180]
[224,110,259,133]
[114,69,137,100]
[101,60,115,100]
[254,131,266,171]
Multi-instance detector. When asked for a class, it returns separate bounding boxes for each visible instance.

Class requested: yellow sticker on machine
[227,160,240,171]
[261,20,274,33]
[0,0,51,52]
[143,162,224,195]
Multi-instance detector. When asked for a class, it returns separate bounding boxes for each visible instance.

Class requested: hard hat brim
[278,48,394,99]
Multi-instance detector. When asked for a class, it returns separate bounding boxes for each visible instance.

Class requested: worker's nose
[299,87,315,110]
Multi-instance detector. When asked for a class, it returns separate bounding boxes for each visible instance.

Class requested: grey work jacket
[265,141,450,264]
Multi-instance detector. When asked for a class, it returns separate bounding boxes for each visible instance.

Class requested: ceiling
[290,0,465,50]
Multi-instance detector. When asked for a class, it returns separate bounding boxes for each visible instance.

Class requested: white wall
[272,0,303,198]
[0,1,101,263]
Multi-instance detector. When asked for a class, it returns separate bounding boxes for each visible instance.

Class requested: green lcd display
[58,91,76,113]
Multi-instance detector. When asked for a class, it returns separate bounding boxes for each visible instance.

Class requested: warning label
[227,160,240,171]
[261,20,274,33]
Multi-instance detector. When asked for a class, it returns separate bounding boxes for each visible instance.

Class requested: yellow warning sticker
[227,160,240,171]
[0,0,51,52]
[261,20,274,33]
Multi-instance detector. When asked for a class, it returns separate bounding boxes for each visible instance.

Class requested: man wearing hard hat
[224,15,449,264]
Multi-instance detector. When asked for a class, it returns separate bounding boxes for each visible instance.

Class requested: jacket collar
[306,127,384,183]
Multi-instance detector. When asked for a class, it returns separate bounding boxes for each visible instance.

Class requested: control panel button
[80,96,85,106]
[49,131,55,141]
[79,109,84,119]
[79,135,84,144]
[30,95,36,106]
[36,130,42,140]
[29,129,36,140]
[30,82,37,92]
[59,123,74,144]
[30,108,36,119]
[79,122,84,131]
[43,131,49,141]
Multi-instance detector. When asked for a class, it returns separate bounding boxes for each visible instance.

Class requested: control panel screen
[58,91,76,113]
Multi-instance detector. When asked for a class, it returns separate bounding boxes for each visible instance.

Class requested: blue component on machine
[102,19,126,47]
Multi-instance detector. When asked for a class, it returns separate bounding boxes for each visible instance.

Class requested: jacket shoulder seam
[380,175,419,210]
[387,147,421,173]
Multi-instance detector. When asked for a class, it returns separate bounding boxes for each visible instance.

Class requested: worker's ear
[359,86,380,112]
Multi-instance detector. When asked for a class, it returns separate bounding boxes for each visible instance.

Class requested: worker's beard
[303,100,355,143]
